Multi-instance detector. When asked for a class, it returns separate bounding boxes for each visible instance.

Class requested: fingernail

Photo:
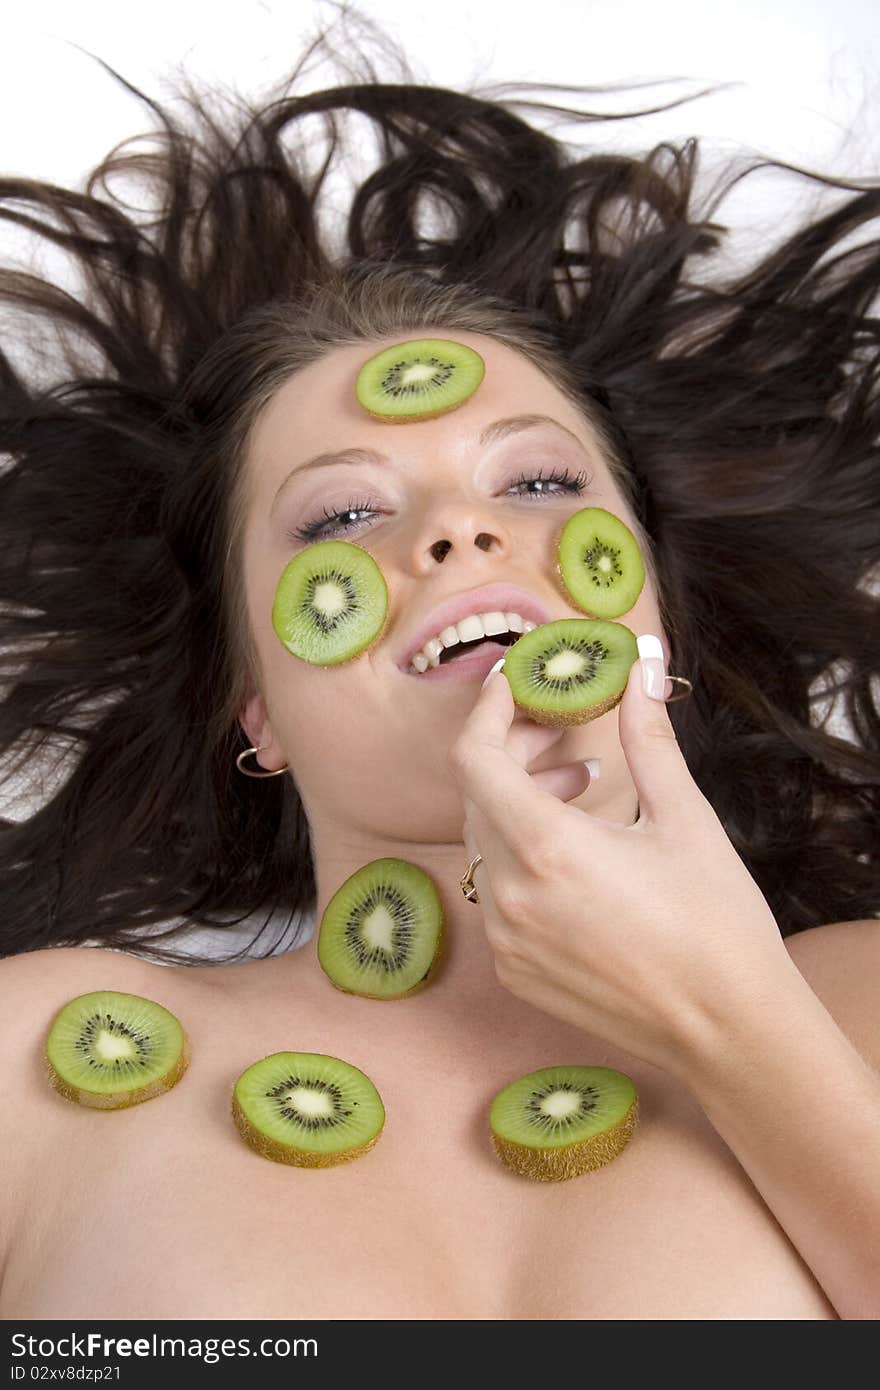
[637,633,667,700]
[583,758,602,780]
[481,656,506,691]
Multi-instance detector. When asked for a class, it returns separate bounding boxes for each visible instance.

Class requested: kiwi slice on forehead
[318,857,444,1000]
[232,1051,385,1168]
[44,990,190,1109]
[555,506,645,619]
[355,338,485,422]
[272,538,388,666]
[502,617,638,727]
[489,1065,639,1182]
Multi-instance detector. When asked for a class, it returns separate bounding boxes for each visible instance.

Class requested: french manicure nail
[583,758,602,780]
[637,633,667,701]
[481,656,506,691]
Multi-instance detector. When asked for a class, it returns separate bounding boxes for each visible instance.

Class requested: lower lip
[403,640,512,682]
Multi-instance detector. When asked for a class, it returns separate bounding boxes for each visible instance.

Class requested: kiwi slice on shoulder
[355,338,485,422]
[555,506,645,619]
[318,857,444,1000]
[502,617,638,727]
[44,990,190,1109]
[272,538,388,666]
[232,1051,385,1168]
[489,1064,639,1182]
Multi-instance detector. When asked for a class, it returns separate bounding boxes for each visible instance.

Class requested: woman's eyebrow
[269,413,589,515]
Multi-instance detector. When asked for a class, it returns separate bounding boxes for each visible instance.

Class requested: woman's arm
[672,919,880,1322]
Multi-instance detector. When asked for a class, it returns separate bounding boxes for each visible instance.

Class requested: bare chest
[4,978,838,1320]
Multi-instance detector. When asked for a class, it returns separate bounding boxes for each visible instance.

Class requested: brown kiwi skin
[490,1093,640,1182]
[231,1092,384,1168]
[359,397,473,424]
[516,688,626,730]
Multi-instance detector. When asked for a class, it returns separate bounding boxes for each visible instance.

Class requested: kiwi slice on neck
[272,539,388,665]
[318,858,444,999]
[232,1052,385,1168]
[44,991,190,1109]
[555,507,645,619]
[355,338,485,422]
[489,1064,639,1182]
[502,617,638,727]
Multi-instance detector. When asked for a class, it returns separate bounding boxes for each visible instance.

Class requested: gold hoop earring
[664,675,693,702]
[235,744,289,779]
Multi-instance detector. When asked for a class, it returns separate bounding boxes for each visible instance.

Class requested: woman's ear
[238,689,279,761]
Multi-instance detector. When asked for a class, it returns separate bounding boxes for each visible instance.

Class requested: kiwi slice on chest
[232,1051,385,1167]
[502,617,639,726]
[555,506,645,618]
[272,538,388,665]
[318,857,444,999]
[489,1064,639,1182]
[355,338,485,422]
[44,990,190,1109]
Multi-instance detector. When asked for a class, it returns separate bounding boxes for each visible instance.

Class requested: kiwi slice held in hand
[272,539,388,666]
[489,1065,639,1182]
[44,991,190,1109]
[232,1051,385,1168]
[502,617,638,727]
[318,857,444,1000]
[555,507,645,618]
[355,338,485,422]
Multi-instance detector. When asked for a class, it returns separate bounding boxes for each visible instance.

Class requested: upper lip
[396,583,558,672]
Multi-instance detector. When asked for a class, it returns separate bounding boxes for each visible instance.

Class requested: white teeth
[407,609,537,673]
[456,614,486,643]
[480,611,508,636]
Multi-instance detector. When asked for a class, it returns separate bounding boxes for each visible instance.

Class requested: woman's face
[238,330,665,844]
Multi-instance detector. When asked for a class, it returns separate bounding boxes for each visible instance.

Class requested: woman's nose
[427,529,498,563]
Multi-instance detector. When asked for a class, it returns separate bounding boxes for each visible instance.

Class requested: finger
[616,634,700,825]
[450,665,572,849]
[530,762,593,803]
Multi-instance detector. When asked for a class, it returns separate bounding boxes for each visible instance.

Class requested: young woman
[1,13,878,1320]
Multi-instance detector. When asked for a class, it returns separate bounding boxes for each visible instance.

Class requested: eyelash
[288,466,591,543]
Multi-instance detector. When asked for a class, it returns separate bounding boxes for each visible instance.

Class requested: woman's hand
[448,642,797,1080]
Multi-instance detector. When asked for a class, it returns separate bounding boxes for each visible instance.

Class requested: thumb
[615,632,694,825]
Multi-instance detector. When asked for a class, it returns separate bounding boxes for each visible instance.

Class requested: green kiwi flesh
[44,991,190,1109]
[272,539,388,666]
[318,857,444,999]
[355,338,485,422]
[232,1051,385,1167]
[556,507,645,619]
[489,1065,639,1182]
[502,618,638,727]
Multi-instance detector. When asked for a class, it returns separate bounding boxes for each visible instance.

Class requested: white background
[1,0,876,954]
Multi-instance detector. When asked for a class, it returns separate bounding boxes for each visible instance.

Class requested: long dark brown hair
[1,3,877,963]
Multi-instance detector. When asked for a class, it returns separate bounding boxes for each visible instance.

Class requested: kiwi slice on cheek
[555,506,645,619]
[44,991,190,1109]
[502,617,638,727]
[489,1065,639,1182]
[232,1052,385,1168]
[318,858,444,1000]
[355,338,485,422]
[272,539,388,666]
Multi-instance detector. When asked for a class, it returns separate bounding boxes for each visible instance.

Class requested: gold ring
[460,853,483,904]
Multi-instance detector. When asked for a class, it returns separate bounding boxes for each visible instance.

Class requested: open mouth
[435,630,520,666]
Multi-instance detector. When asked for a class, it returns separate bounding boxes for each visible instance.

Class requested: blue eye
[288,465,590,543]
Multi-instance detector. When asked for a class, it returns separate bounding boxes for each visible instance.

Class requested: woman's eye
[288,466,590,544]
